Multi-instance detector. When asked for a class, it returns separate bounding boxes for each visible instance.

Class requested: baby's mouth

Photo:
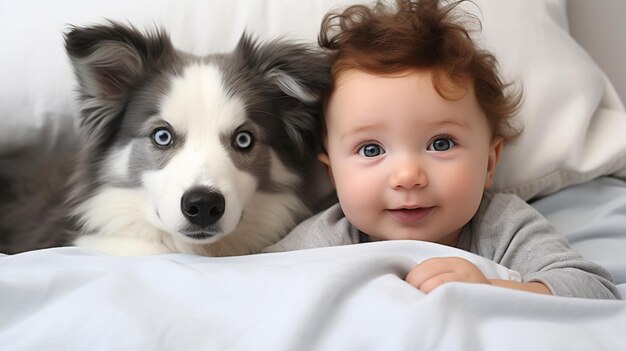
[387,207,434,223]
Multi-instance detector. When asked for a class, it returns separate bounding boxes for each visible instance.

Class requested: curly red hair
[318,0,522,142]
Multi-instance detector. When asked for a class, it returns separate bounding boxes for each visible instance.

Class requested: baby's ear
[318,153,335,188]
[484,137,503,189]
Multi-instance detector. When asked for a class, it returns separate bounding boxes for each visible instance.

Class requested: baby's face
[321,69,501,245]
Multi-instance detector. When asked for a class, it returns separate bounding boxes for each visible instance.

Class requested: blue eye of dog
[152,128,173,147]
[234,131,253,150]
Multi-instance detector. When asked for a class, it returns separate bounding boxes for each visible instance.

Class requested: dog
[0,22,331,256]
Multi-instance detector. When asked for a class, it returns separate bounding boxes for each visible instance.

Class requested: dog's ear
[235,34,331,158]
[235,34,331,103]
[65,22,175,144]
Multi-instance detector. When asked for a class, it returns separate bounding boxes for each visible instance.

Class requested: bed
[1,1,626,350]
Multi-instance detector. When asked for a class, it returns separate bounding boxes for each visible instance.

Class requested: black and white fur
[0,22,330,256]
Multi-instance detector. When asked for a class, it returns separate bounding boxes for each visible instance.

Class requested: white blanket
[1,239,625,351]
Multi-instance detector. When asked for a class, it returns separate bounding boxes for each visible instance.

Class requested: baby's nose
[389,156,427,189]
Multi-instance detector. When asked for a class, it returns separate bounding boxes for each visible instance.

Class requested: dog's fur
[0,23,331,256]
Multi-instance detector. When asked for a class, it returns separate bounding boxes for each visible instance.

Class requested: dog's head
[65,22,330,250]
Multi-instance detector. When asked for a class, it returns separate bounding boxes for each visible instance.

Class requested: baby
[265,0,619,299]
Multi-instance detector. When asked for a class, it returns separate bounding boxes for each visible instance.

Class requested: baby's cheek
[444,172,485,218]
[336,178,368,209]
[336,174,377,212]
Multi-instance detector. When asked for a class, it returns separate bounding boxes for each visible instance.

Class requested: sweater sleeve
[468,193,620,300]
[263,203,360,253]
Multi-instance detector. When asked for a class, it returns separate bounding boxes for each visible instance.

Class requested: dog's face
[110,64,261,242]
[65,23,329,247]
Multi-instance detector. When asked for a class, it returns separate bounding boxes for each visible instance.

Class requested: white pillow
[466,0,626,200]
[1,0,624,200]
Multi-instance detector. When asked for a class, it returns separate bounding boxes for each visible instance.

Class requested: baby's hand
[405,256,489,293]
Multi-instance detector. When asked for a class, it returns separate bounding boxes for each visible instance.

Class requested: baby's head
[317,0,522,244]
[319,0,521,145]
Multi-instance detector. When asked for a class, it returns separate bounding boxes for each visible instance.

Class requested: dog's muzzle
[181,187,225,228]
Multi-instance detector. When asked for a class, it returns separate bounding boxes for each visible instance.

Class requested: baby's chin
[362,226,462,247]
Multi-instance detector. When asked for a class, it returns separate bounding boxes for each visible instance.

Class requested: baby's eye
[427,137,456,152]
[358,143,386,157]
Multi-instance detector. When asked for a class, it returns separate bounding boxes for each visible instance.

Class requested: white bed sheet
[1,177,626,350]
[533,176,626,295]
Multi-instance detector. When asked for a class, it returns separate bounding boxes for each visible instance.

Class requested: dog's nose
[180,187,225,227]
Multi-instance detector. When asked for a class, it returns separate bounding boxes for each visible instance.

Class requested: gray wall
[568,0,626,105]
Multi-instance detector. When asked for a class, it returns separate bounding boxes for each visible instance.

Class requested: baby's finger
[418,272,460,293]
[405,258,453,288]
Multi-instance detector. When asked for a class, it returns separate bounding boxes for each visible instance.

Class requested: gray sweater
[265,192,620,300]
